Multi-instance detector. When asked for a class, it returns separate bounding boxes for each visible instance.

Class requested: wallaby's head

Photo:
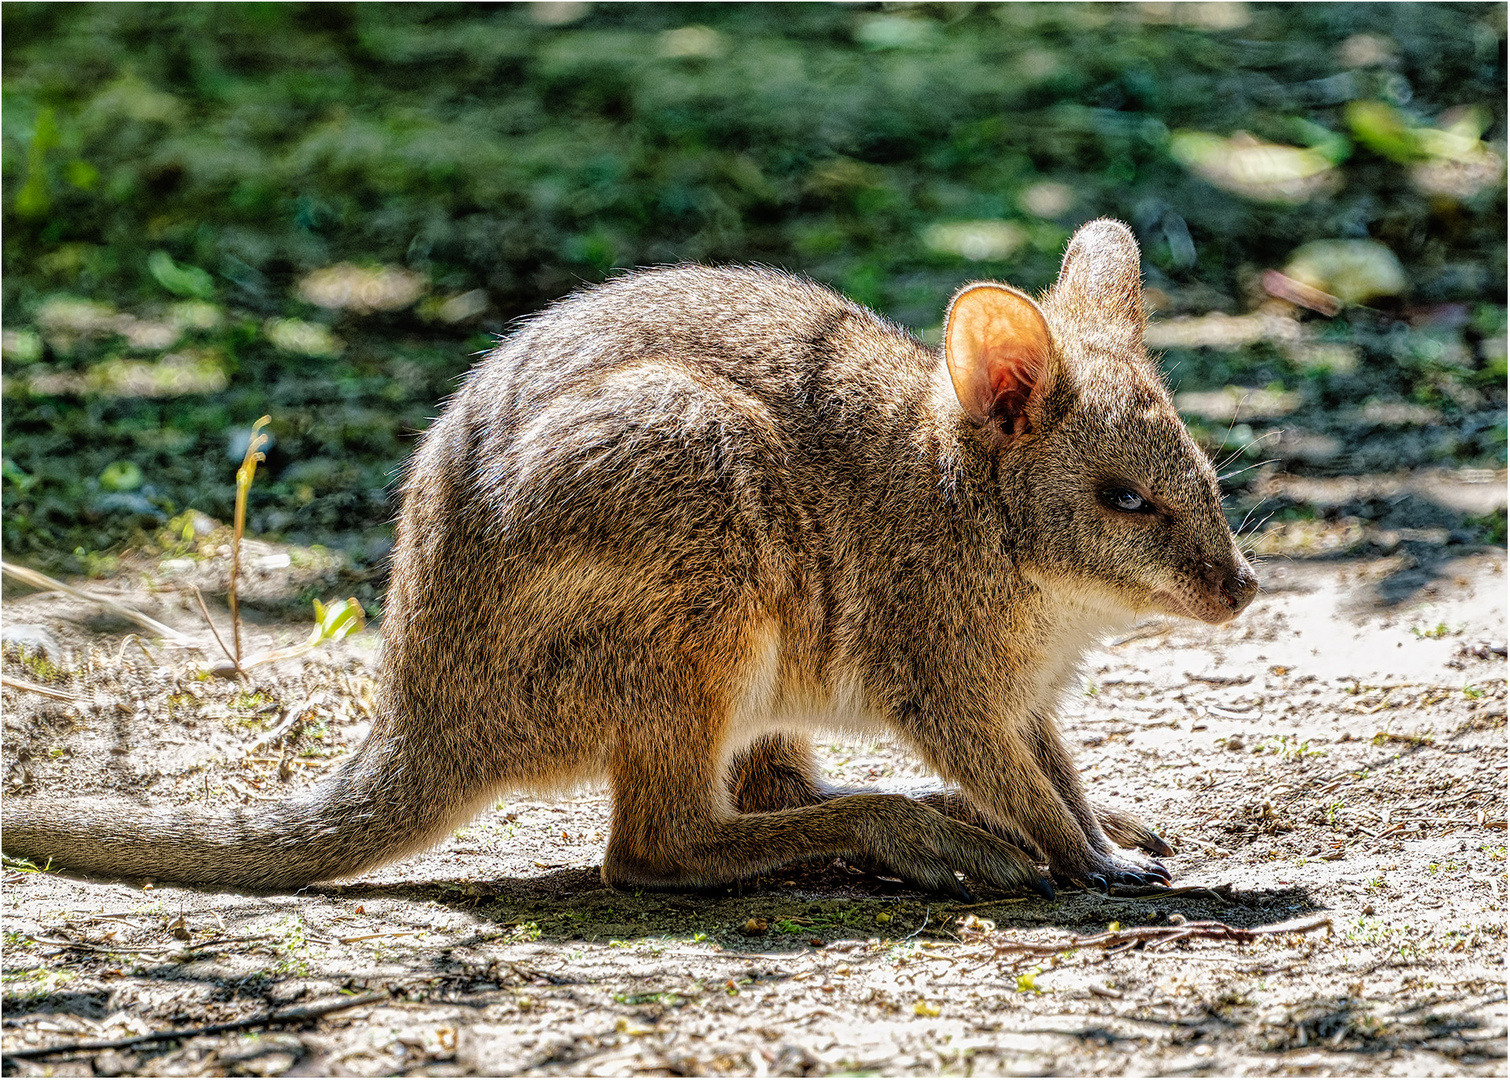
[942,218,1257,624]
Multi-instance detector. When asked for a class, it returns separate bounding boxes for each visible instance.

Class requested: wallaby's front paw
[1054,850,1170,892]
[1096,805,1174,857]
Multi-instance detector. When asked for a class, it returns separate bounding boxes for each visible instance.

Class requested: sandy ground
[1,540,1506,1077]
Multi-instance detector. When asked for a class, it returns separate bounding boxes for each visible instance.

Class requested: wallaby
[3,219,1256,899]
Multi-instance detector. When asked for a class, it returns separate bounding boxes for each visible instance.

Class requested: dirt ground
[2,533,1506,1077]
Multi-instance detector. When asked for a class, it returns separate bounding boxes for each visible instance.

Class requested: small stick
[1373,730,1433,746]
[0,676,77,703]
[191,586,236,667]
[1184,672,1253,686]
[251,694,320,753]
[980,913,1331,963]
[1105,883,1235,902]
[946,898,1029,911]
[1,992,387,1061]
[20,937,178,955]
[177,933,282,953]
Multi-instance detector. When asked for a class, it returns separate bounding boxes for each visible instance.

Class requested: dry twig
[1,992,386,1061]
[0,676,78,703]
[954,913,1332,968]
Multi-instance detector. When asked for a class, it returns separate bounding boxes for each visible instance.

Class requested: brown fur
[2,220,1254,897]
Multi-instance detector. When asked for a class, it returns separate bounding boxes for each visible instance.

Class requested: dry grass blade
[0,676,78,703]
[0,561,191,645]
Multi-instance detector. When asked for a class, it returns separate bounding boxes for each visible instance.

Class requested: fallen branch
[1,991,387,1061]
[969,913,1332,965]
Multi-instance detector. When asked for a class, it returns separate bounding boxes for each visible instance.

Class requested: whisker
[1238,510,1280,546]
[1220,458,1280,483]
[1233,497,1271,537]
[1215,429,1283,474]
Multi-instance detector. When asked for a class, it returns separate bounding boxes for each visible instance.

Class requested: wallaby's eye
[1102,487,1151,514]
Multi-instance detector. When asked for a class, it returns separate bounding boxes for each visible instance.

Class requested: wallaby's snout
[1185,555,1258,624]
[1219,561,1259,617]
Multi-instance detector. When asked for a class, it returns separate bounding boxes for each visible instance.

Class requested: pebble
[1,623,61,659]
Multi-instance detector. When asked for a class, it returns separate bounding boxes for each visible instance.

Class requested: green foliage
[0,4,1503,565]
[147,250,215,300]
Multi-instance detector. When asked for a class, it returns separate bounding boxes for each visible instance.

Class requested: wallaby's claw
[1117,849,1172,883]
[1032,877,1055,901]
[1056,848,1169,891]
[1111,868,1166,888]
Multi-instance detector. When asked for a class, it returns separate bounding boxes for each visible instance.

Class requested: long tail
[0,730,476,890]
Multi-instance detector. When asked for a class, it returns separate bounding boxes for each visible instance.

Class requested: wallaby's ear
[1051,218,1145,346]
[944,283,1053,431]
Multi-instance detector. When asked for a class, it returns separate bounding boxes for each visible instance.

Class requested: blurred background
[2,2,1504,607]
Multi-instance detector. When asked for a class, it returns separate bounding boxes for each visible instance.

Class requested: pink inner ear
[982,341,1043,432]
[945,285,1052,428]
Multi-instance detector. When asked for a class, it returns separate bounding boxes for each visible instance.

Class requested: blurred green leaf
[99,461,144,492]
[1345,100,1424,162]
[148,251,216,299]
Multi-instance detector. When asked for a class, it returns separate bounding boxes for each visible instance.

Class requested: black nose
[1220,564,1259,614]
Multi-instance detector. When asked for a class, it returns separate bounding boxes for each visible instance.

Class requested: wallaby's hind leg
[603,692,1052,900]
[729,732,1171,876]
[728,733,828,813]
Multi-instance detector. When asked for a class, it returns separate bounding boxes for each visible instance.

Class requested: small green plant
[1263,735,1326,760]
[72,546,119,578]
[228,415,271,670]
[9,648,61,682]
[1,856,53,874]
[1463,684,1485,700]
[1,966,74,1002]
[1410,622,1462,640]
[272,914,313,977]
